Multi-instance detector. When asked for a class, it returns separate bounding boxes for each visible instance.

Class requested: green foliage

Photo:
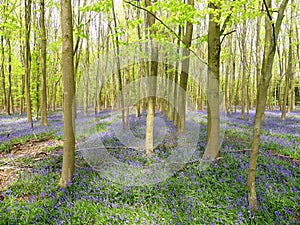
[0,132,58,153]
[80,0,112,13]
[74,23,87,39]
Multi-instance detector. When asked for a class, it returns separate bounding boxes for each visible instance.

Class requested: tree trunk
[40,0,48,125]
[255,3,262,93]
[247,0,289,211]
[83,22,90,116]
[59,0,75,188]
[25,0,33,128]
[145,0,158,157]
[172,26,182,125]
[6,38,12,115]
[281,74,288,120]
[1,34,7,113]
[241,18,247,120]
[112,0,125,128]
[178,0,194,132]
[203,1,221,160]
[287,4,294,113]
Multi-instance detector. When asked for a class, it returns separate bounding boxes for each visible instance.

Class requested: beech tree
[203,0,221,160]
[177,0,194,132]
[145,0,158,157]
[25,0,33,127]
[59,0,75,188]
[40,0,48,126]
[247,0,289,211]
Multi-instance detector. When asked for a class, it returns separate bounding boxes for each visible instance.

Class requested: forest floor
[0,109,299,224]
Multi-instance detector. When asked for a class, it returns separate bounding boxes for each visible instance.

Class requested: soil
[0,138,63,192]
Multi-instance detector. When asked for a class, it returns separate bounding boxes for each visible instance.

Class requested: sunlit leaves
[74,23,87,39]
[80,0,112,13]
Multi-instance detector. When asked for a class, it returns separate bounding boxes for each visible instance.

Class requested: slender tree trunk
[136,62,142,117]
[178,0,194,132]
[145,0,158,157]
[287,3,294,113]
[167,63,175,119]
[6,38,12,115]
[32,8,40,121]
[241,18,247,120]
[1,34,7,113]
[112,0,125,128]
[247,0,289,211]
[60,0,75,188]
[203,1,221,160]
[248,34,254,110]
[83,22,90,116]
[281,74,288,119]
[25,0,33,127]
[224,62,229,114]
[40,0,48,125]
[229,39,235,114]
[20,74,25,114]
[256,3,262,93]
[173,25,182,126]
[19,10,25,115]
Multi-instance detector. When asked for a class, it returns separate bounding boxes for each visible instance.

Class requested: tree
[25,0,33,127]
[40,0,48,126]
[6,37,12,115]
[177,0,194,132]
[1,33,7,113]
[203,0,221,160]
[247,0,289,211]
[145,0,158,157]
[112,0,125,128]
[60,0,75,188]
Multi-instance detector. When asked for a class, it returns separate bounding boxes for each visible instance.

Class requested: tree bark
[247,0,289,211]
[203,1,221,160]
[1,35,7,113]
[112,0,125,128]
[25,0,33,127]
[40,0,48,125]
[145,0,158,157]
[59,0,75,188]
[83,21,90,116]
[240,18,247,120]
[6,38,12,115]
[287,3,294,113]
[178,0,194,132]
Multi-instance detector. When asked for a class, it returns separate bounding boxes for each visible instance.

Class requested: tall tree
[247,0,289,211]
[145,0,159,157]
[60,0,76,188]
[25,0,33,127]
[1,34,7,113]
[112,0,125,128]
[40,0,48,125]
[6,37,12,115]
[203,0,221,159]
[177,0,194,132]
[240,17,247,120]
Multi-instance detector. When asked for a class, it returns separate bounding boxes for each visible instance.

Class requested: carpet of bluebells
[0,109,299,224]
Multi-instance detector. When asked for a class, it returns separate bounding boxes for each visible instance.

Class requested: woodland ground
[0,109,299,224]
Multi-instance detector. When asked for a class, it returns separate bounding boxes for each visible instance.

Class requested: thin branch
[125,0,207,64]
[220,30,236,45]
[220,13,232,36]
[263,0,276,46]
[125,1,185,45]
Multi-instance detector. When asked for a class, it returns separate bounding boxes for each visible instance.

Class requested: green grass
[0,132,60,153]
